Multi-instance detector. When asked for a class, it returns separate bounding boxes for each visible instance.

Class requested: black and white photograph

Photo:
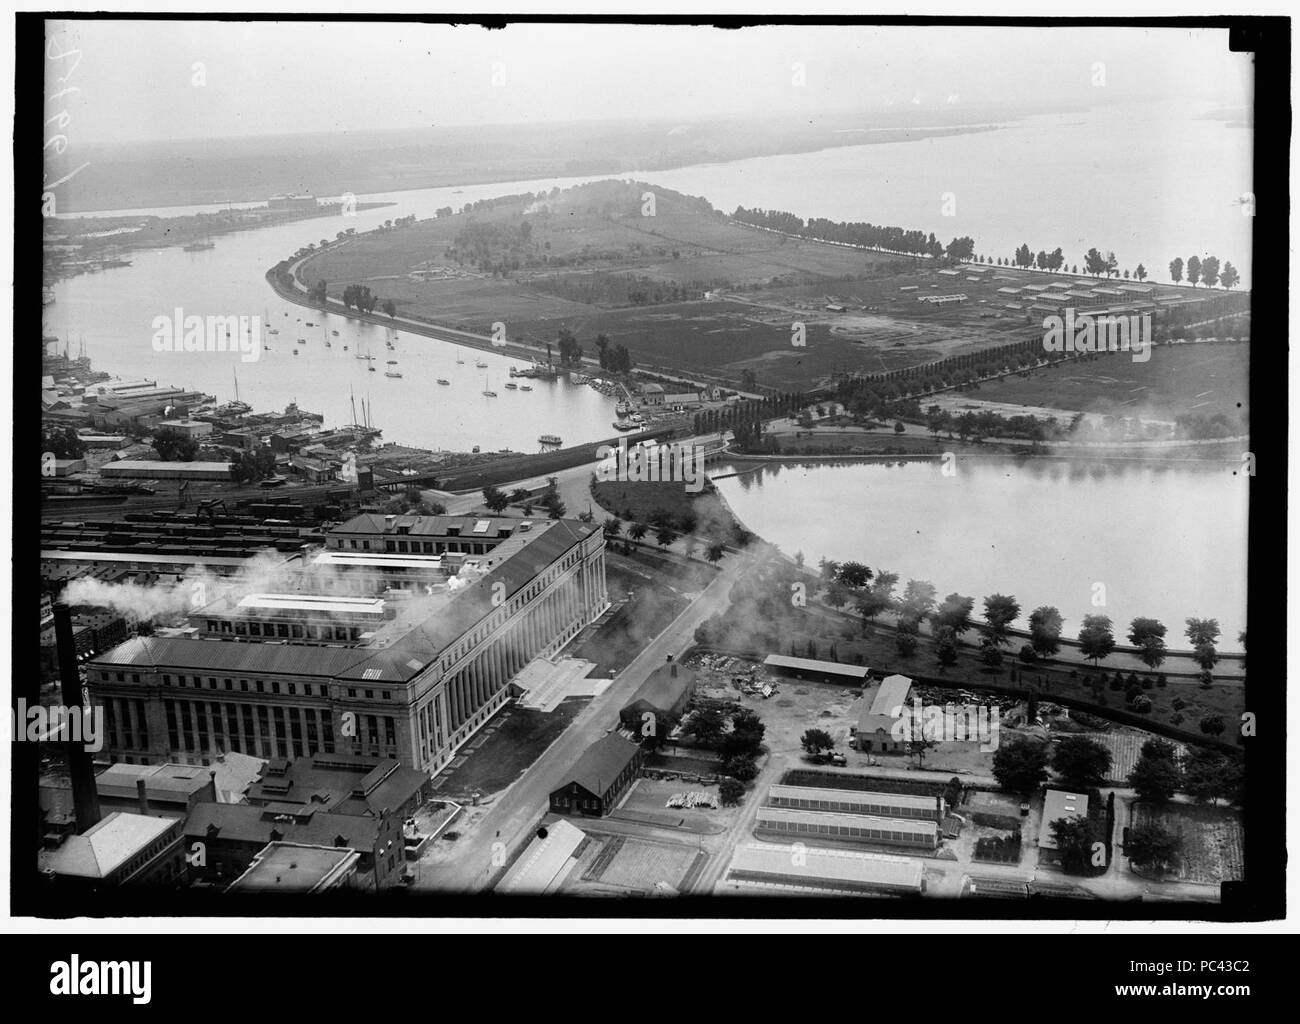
[13,6,1292,975]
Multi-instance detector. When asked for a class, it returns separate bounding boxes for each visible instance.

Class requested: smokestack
[136,777,150,816]
[53,603,101,832]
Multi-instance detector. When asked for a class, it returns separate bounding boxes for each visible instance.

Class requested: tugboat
[385,369,403,378]
[504,382,518,390]
[519,385,532,391]
[436,378,450,385]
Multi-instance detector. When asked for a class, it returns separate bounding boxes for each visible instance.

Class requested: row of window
[203,619,366,642]
[771,797,932,819]
[117,829,181,883]
[761,819,933,843]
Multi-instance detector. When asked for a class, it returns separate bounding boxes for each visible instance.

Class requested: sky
[46,20,1254,145]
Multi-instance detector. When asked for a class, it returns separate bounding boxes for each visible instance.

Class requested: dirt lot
[564,831,708,895]
[1129,800,1244,884]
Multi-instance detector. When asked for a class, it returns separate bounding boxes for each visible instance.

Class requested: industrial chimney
[53,603,101,832]
[136,777,150,816]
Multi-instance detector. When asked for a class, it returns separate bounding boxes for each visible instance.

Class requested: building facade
[87,515,608,776]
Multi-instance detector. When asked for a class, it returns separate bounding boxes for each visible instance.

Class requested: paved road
[415,550,748,892]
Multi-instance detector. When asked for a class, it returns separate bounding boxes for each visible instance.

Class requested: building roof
[333,512,520,540]
[767,784,936,812]
[245,754,427,817]
[763,654,869,680]
[497,819,587,894]
[1039,789,1089,849]
[868,674,913,717]
[640,383,665,393]
[624,663,695,715]
[100,460,233,474]
[95,762,212,803]
[185,801,389,850]
[89,518,599,682]
[727,841,923,892]
[556,733,641,798]
[39,812,177,879]
[756,805,938,839]
[226,842,360,892]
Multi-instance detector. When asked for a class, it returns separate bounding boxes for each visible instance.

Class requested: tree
[722,755,758,781]
[979,638,1004,669]
[628,521,648,542]
[1128,738,1182,803]
[655,525,679,549]
[1186,254,1202,287]
[1077,614,1115,666]
[933,592,975,636]
[1184,617,1221,648]
[835,561,874,590]
[801,728,835,757]
[896,633,918,658]
[934,626,959,669]
[1200,255,1220,289]
[1199,714,1226,737]
[982,593,1021,646]
[42,426,87,460]
[706,542,726,564]
[900,579,937,620]
[1194,643,1219,673]
[992,737,1050,794]
[1182,747,1237,805]
[1050,815,1100,875]
[1125,823,1182,871]
[1169,257,1183,284]
[690,709,725,747]
[1052,736,1112,789]
[151,428,199,462]
[481,485,510,513]
[1220,261,1239,290]
[718,778,745,806]
[1134,263,1147,282]
[381,298,397,318]
[602,516,622,540]
[1083,247,1107,277]
[1028,605,1064,658]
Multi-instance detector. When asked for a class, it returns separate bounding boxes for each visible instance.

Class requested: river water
[712,457,1247,644]
[45,102,1249,635]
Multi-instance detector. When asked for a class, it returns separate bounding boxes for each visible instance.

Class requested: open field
[295,179,1246,397]
[961,342,1249,425]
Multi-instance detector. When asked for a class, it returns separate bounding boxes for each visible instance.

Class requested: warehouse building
[549,733,644,817]
[39,811,186,886]
[724,842,924,896]
[755,805,938,851]
[100,460,234,481]
[87,515,608,775]
[763,654,869,685]
[496,819,589,894]
[766,784,945,823]
[852,674,913,753]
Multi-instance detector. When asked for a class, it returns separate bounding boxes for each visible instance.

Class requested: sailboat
[481,372,497,397]
[455,353,465,365]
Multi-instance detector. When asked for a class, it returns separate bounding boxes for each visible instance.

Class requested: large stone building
[87,514,608,775]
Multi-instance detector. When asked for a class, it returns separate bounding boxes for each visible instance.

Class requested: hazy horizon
[47,20,1253,146]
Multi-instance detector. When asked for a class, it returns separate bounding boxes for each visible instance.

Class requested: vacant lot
[1130,801,1244,884]
[432,698,587,796]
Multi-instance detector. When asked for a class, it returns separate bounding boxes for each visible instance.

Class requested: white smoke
[59,549,300,625]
